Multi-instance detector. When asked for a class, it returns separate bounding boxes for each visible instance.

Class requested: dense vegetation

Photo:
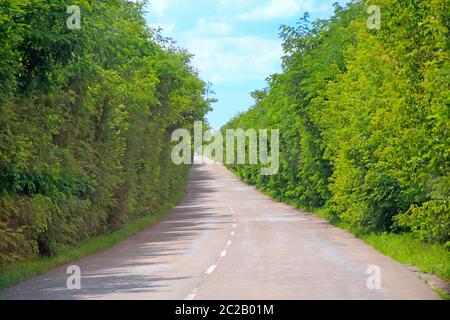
[0,0,211,265]
[223,1,449,245]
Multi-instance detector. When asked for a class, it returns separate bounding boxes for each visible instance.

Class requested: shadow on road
[1,164,229,300]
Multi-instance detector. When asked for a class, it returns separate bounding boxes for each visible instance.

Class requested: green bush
[0,0,211,264]
[223,1,449,242]
[395,200,450,244]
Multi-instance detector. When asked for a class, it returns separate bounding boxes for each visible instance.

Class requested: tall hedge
[223,1,449,243]
[0,0,212,264]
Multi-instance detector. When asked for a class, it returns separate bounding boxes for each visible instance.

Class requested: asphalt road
[0,160,439,300]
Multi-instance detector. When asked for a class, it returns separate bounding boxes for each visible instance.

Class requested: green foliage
[223,1,449,243]
[0,0,211,264]
[396,200,450,244]
[0,167,188,290]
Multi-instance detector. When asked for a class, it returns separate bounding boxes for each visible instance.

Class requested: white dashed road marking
[206,265,217,274]
[187,202,237,300]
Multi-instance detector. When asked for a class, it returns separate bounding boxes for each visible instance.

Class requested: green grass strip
[362,232,450,280]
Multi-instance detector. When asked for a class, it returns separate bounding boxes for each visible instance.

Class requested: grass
[363,232,450,279]
[434,288,450,300]
[0,177,188,291]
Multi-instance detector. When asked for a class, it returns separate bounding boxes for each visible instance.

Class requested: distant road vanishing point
[0,158,439,300]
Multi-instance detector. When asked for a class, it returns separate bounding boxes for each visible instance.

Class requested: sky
[144,0,347,129]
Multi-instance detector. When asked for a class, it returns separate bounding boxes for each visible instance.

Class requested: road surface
[0,160,439,299]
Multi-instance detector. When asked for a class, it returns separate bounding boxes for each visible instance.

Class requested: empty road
[0,160,439,299]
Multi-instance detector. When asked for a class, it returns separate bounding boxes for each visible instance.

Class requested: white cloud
[185,36,283,83]
[218,0,261,11]
[238,0,317,21]
[189,18,232,36]
[148,0,170,16]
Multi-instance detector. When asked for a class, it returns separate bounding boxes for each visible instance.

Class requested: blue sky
[144,0,347,129]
